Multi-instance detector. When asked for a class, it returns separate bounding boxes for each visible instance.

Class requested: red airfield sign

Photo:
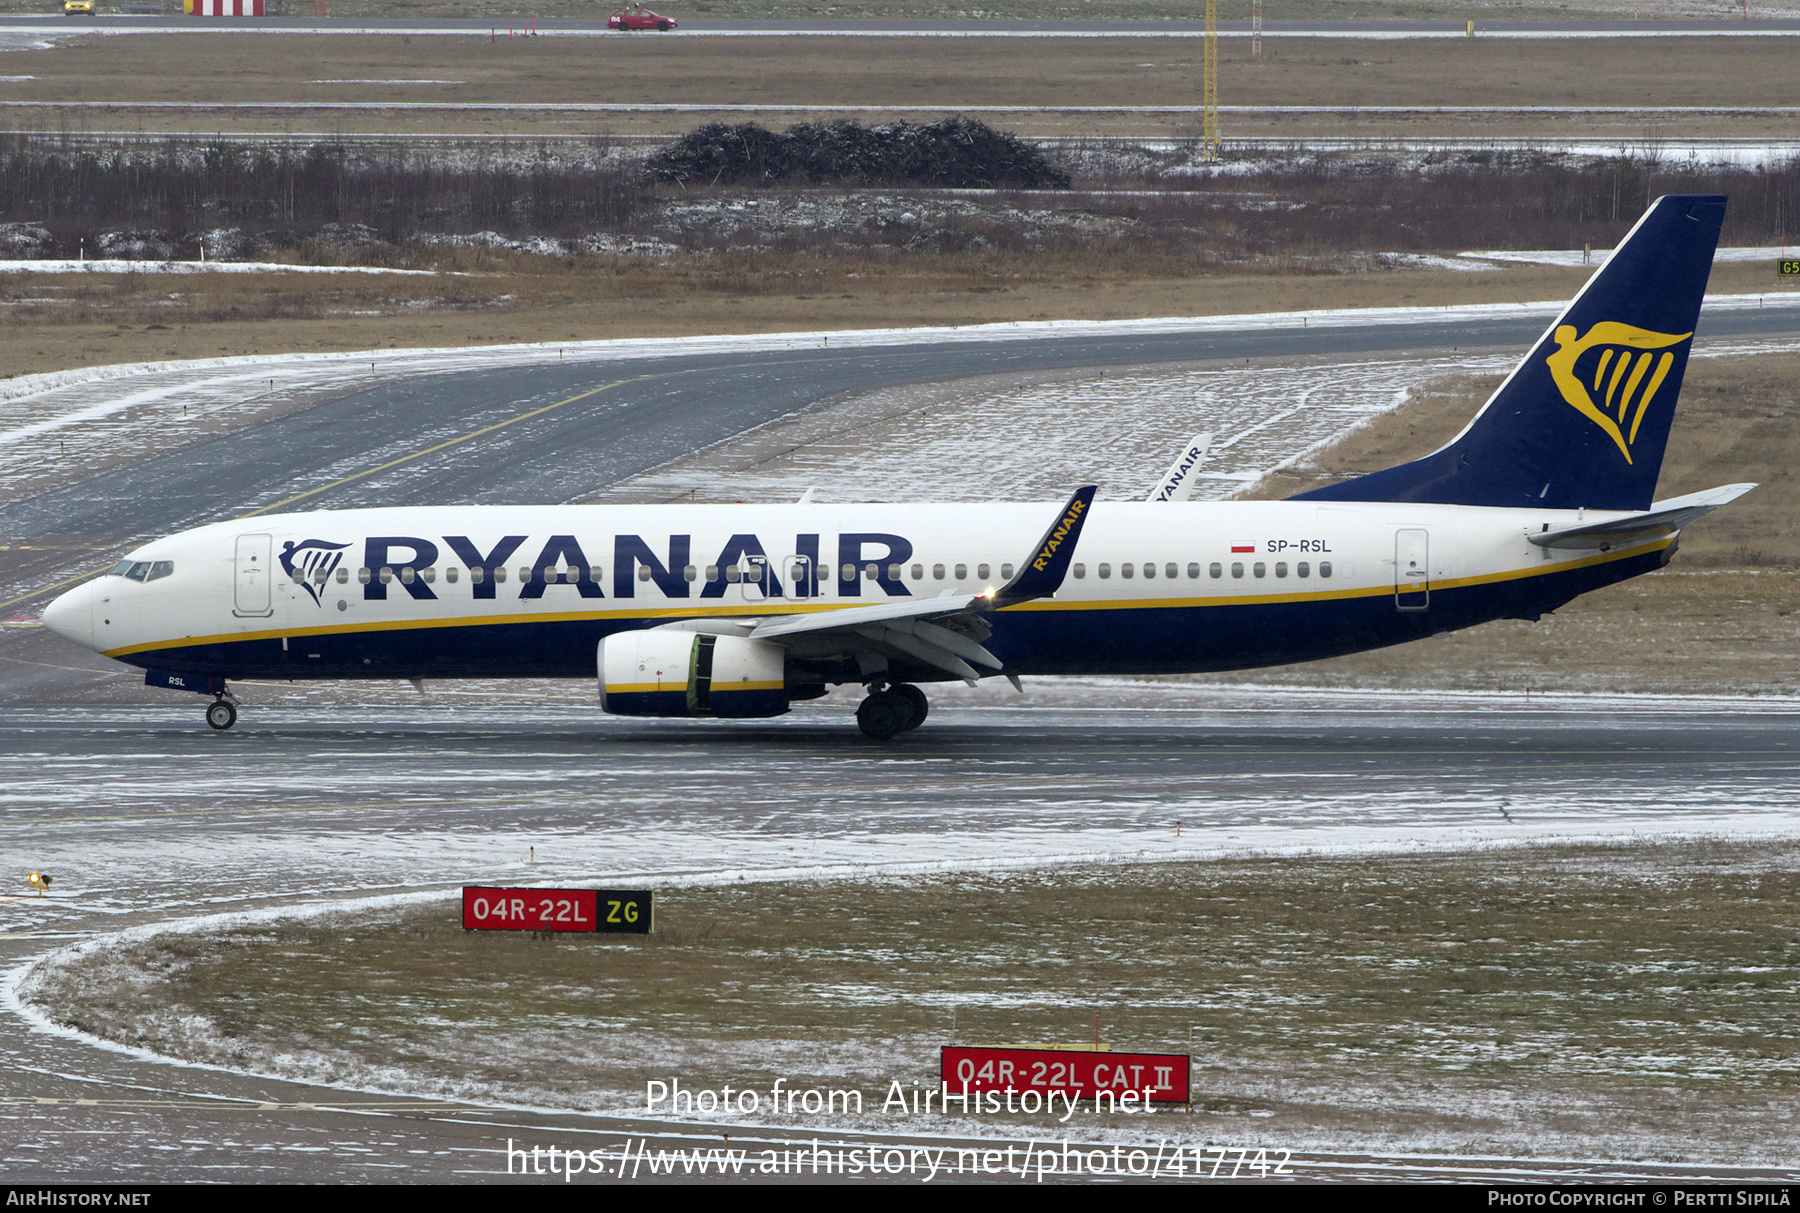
[461,887,653,934]
[941,1046,1190,1104]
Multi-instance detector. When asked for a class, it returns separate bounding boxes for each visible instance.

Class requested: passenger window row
[284,556,1340,591]
[1066,560,1335,581]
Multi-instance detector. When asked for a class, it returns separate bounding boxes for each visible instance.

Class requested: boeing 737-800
[41,195,1753,738]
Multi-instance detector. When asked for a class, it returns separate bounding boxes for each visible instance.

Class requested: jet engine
[599,630,789,718]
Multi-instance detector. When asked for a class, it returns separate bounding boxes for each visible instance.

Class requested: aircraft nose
[40,581,97,651]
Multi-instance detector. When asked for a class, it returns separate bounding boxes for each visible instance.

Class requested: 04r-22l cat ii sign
[43,196,1752,739]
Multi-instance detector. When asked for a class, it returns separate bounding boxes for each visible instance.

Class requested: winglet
[990,485,1096,607]
[1146,432,1212,502]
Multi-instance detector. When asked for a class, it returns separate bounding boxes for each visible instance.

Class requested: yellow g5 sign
[1779,259,1800,277]
[1544,322,1693,464]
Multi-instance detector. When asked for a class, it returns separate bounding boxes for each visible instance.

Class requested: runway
[5,300,1800,1181]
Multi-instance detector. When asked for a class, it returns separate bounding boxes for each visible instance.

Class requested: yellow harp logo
[1544,322,1692,464]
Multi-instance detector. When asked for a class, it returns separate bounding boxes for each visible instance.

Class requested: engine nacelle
[599,630,789,718]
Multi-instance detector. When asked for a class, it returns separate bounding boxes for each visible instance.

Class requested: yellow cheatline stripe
[605,679,784,694]
[235,376,644,520]
[100,538,1673,659]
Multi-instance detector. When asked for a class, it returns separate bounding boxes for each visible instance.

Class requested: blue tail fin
[1293,194,1726,511]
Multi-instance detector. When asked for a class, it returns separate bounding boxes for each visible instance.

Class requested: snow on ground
[592,353,1517,506]
[1465,245,1798,268]
[0,258,438,275]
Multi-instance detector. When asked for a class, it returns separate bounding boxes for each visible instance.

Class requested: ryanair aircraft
[41,196,1753,738]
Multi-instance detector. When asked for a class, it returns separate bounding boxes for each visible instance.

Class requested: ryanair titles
[328,532,917,604]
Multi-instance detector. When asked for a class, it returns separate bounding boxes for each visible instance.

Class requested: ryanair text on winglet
[1031,498,1088,573]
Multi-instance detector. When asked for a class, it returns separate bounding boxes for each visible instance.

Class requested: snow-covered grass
[19,837,1800,1163]
[1464,245,1799,268]
[0,258,439,275]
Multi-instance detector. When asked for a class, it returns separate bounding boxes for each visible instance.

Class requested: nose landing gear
[855,682,928,740]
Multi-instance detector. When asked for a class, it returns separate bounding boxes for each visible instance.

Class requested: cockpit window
[109,559,173,581]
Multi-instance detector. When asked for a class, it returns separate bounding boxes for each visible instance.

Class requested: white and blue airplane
[41,195,1752,738]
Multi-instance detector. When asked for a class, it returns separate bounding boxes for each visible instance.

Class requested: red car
[609,5,676,30]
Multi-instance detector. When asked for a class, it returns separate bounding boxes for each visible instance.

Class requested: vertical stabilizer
[1294,195,1726,511]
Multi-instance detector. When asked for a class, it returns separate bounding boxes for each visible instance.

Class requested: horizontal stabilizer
[1529,483,1756,550]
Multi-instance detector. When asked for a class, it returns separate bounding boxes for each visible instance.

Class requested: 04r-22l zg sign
[462,887,653,934]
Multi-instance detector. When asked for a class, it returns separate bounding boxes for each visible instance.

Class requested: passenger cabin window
[422,567,436,584]
[911,564,924,580]
[1168,563,1180,580]
[378,567,394,585]
[933,564,946,580]
[1001,563,1014,579]
[977,563,990,580]
[1297,562,1309,579]
[493,567,507,584]
[471,567,486,583]
[684,565,698,582]
[1072,563,1086,579]
[1208,562,1221,578]
[1231,562,1244,579]
[446,567,460,584]
[336,568,350,584]
[1320,561,1333,578]
[1098,563,1111,579]
[518,567,531,583]
[888,563,903,581]
[1253,562,1267,578]
[1274,562,1288,578]
[726,565,742,583]
[954,563,967,580]
[359,567,372,584]
[1120,563,1133,579]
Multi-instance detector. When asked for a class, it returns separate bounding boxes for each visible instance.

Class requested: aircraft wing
[734,486,1096,683]
[748,593,984,639]
[1528,483,1756,550]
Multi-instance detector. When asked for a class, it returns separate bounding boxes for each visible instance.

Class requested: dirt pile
[647,118,1072,190]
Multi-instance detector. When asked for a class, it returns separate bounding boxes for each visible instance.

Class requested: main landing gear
[205,694,238,731]
[856,682,929,740]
